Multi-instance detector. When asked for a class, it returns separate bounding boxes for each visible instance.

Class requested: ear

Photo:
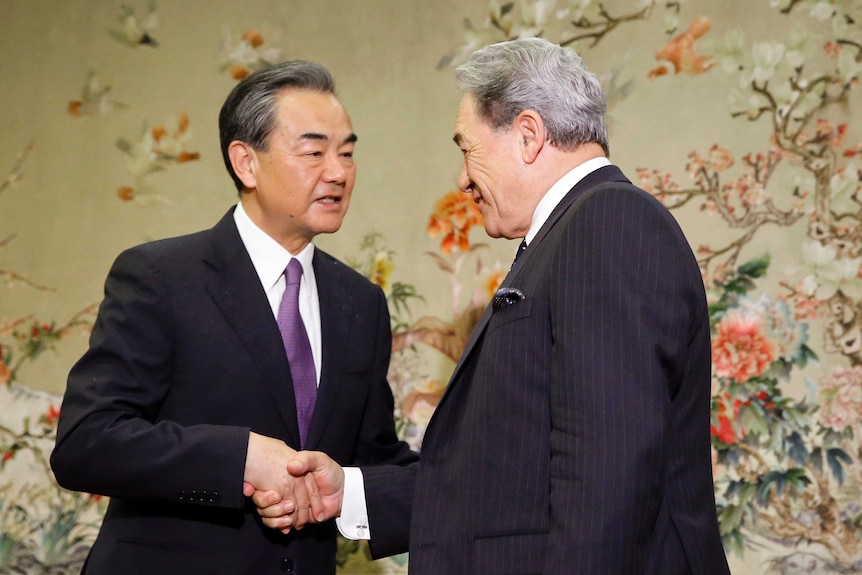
[227,141,258,190]
[514,110,545,165]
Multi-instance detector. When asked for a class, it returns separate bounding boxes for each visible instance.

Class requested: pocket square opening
[493,287,525,309]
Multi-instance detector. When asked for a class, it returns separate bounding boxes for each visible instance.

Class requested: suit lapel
[203,209,302,447]
[440,165,630,397]
[303,250,351,449]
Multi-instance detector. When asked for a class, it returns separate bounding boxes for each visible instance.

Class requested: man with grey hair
[51,60,416,575]
[253,38,729,574]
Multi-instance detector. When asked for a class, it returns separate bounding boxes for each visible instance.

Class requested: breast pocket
[486,299,533,336]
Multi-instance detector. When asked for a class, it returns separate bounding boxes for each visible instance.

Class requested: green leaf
[827,448,852,486]
[785,431,809,465]
[722,276,755,295]
[721,529,745,558]
[738,482,757,504]
[739,404,768,438]
[719,504,744,534]
[757,469,809,504]
[737,254,771,278]
[796,343,818,366]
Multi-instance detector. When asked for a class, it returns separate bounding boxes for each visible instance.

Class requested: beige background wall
[2,1,862,573]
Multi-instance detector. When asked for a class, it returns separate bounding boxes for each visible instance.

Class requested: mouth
[315,194,343,205]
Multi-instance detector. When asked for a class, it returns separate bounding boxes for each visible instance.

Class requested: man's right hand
[243,432,321,531]
[249,450,345,532]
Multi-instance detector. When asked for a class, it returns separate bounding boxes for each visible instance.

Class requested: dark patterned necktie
[513,239,527,263]
[277,259,317,448]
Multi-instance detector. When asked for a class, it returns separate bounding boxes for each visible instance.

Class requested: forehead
[453,94,484,146]
[273,88,353,135]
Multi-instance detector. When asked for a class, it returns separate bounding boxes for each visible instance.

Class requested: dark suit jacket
[51,208,417,575]
[363,166,730,574]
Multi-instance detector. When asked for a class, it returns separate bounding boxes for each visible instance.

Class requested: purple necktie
[277,258,317,448]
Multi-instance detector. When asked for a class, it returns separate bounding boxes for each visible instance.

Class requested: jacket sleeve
[50,246,249,508]
[355,287,419,558]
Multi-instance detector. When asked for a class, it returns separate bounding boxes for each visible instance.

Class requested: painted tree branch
[563,1,655,48]
[0,144,32,198]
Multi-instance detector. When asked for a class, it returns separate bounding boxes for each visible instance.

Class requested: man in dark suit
[50,60,417,575]
[253,39,730,574]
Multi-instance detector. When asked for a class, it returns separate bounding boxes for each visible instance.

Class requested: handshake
[242,432,345,533]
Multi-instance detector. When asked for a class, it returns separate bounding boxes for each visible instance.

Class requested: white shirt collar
[233,202,315,291]
[525,156,611,245]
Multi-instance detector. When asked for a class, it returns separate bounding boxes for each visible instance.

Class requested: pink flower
[712,311,775,383]
[819,366,862,432]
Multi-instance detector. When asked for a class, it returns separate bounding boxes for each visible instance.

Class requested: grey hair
[218,60,336,191]
[454,37,608,155]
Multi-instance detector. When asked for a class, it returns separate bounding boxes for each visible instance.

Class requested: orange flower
[41,404,61,428]
[177,151,200,163]
[241,29,265,48]
[67,100,83,117]
[712,312,775,383]
[151,125,168,142]
[117,186,135,201]
[230,64,251,80]
[427,190,483,254]
[0,356,10,385]
[176,112,190,136]
[648,16,715,78]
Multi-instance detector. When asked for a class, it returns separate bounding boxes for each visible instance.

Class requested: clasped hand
[243,433,344,533]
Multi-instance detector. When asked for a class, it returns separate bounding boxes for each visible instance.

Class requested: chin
[481,220,504,239]
[318,219,346,234]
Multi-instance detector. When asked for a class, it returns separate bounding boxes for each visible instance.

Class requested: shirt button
[280,558,294,572]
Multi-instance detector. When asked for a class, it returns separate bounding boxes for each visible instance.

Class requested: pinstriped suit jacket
[364,165,730,574]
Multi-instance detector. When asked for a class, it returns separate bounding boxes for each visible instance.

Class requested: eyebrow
[299,132,358,145]
[452,133,464,147]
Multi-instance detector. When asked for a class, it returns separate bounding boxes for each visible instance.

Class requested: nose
[457,162,472,194]
[323,152,348,185]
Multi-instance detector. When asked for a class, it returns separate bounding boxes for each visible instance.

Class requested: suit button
[280,558,294,572]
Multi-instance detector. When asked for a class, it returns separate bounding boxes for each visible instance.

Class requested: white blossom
[752,42,786,83]
[837,48,862,85]
[809,1,836,20]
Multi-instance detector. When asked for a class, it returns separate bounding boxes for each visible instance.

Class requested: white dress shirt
[524,156,610,246]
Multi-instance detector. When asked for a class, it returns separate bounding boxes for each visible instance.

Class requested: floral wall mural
[1,0,861,573]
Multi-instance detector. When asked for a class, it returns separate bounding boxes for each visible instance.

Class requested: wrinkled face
[242,88,356,253]
[452,95,531,239]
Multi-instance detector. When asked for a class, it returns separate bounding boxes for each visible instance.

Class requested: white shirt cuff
[335,467,370,540]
